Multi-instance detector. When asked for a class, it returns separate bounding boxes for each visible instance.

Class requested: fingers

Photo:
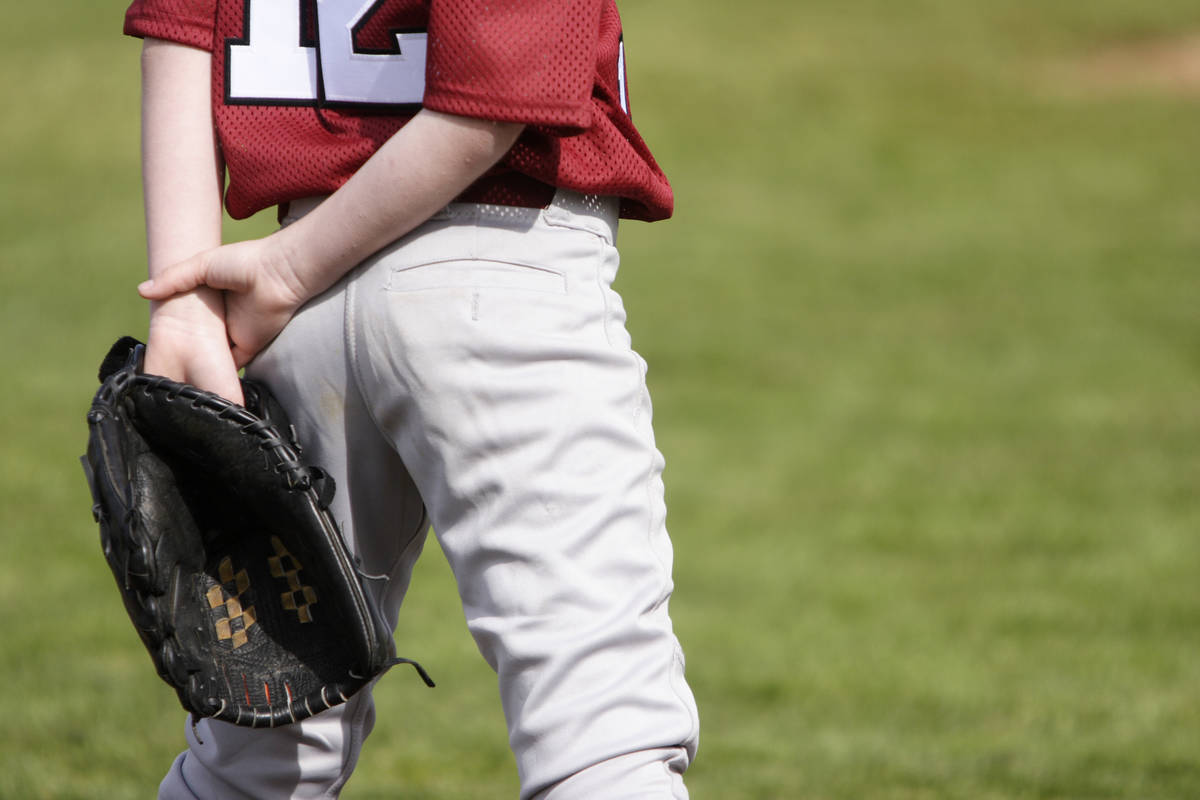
[138,255,208,300]
[231,344,257,371]
[227,314,285,370]
[138,242,261,300]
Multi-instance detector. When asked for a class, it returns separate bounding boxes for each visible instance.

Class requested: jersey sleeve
[124,0,217,51]
[422,0,601,132]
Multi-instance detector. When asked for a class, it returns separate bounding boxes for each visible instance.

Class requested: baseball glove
[81,336,433,728]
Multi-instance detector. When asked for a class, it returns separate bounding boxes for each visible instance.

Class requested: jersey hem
[422,91,592,135]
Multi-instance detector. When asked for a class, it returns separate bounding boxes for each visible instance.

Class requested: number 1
[227,0,426,107]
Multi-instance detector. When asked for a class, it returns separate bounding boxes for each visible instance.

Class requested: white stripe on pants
[159,192,700,799]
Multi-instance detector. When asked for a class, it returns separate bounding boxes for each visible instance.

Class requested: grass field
[3,2,1200,798]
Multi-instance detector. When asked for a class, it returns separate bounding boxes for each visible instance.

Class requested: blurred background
[3,1,1199,797]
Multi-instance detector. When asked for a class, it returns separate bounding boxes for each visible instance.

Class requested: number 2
[226,0,427,107]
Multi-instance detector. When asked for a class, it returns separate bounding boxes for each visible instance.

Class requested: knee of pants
[529,746,692,800]
[158,691,376,800]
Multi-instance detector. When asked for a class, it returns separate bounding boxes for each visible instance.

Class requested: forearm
[136,105,525,374]
[273,110,525,300]
[140,37,224,278]
[138,38,243,400]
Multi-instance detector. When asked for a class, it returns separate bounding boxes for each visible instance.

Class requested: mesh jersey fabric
[123,0,673,221]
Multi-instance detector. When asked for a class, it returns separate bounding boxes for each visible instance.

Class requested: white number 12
[227,0,427,106]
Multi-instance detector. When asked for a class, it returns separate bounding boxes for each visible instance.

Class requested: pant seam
[321,692,374,798]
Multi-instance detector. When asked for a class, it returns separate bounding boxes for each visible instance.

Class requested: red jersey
[123,0,672,221]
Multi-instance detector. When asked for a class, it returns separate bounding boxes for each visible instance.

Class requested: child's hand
[144,290,244,405]
[139,235,309,369]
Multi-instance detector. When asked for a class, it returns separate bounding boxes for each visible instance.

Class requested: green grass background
[3,1,1199,797]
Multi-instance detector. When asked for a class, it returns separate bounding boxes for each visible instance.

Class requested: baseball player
[125,1,700,797]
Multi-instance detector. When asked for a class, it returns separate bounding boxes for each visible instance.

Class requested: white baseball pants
[157,191,700,799]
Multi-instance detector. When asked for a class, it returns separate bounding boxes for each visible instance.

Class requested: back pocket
[386,259,567,294]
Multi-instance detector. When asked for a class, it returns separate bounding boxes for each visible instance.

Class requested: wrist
[270,214,353,302]
[149,288,227,333]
